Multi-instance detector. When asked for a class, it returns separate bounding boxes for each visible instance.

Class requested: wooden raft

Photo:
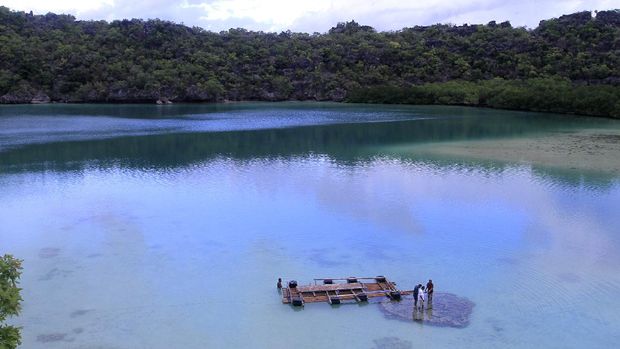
[282,276,411,306]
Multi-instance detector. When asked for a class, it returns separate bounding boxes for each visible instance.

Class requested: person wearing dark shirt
[413,284,421,309]
[277,278,282,289]
[426,279,434,301]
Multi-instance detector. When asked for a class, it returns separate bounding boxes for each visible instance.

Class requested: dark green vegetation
[348,78,620,117]
[0,7,618,117]
[0,255,22,349]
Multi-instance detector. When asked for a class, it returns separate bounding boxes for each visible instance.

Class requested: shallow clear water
[1,102,619,348]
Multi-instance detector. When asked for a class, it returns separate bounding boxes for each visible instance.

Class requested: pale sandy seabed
[392,128,620,176]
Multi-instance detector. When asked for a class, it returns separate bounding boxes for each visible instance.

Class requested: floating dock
[282,276,411,306]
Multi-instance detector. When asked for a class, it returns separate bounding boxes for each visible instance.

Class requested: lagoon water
[1,103,619,348]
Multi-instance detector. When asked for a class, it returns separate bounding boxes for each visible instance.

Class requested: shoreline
[1,99,618,120]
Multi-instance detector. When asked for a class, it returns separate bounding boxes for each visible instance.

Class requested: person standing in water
[418,286,426,310]
[413,284,421,309]
[426,279,434,302]
[277,278,282,289]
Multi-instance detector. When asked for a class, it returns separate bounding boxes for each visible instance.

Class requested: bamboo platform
[282,276,411,306]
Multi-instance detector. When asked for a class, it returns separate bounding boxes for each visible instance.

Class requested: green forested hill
[0,7,618,117]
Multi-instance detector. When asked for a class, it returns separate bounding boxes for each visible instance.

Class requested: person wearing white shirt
[417,286,426,309]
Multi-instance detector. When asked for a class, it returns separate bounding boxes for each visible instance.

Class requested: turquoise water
[1,103,619,348]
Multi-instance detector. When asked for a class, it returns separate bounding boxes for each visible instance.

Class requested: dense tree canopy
[348,78,620,117]
[0,7,618,117]
[0,255,22,349]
